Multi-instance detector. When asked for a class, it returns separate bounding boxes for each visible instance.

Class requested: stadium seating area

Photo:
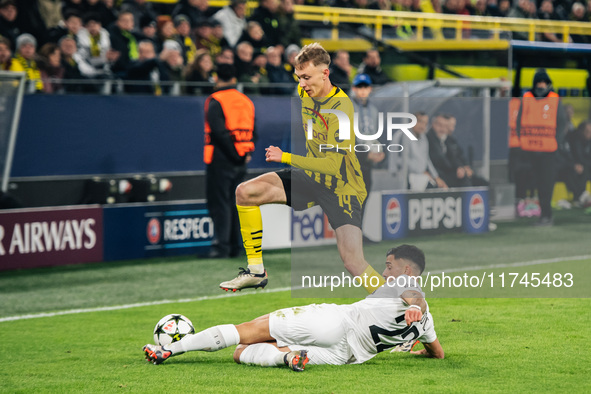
[1,0,591,95]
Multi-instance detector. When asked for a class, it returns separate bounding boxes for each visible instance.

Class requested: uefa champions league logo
[147,218,161,244]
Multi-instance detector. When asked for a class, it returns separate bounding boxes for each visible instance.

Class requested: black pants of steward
[509,147,536,200]
[206,158,247,257]
[521,151,556,219]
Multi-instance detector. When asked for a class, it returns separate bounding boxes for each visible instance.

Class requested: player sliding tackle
[219,42,385,293]
[144,245,444,370]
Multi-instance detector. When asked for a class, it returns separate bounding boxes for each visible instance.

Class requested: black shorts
[276,168,362,230]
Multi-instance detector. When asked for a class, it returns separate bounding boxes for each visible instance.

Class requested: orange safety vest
[519,91,559,152]
[508,98,521,148]
[203,89,255,164]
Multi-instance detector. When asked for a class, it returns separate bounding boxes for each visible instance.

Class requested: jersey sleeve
[417,311,438,344]
[287,150,344,175]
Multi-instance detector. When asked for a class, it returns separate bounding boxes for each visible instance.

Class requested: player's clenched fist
[265,146,284,162]
[405,307,422,326]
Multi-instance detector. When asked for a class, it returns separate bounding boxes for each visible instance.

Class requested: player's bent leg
[235,343,309,371]
[335,225,385,293]
[235,314,274,344]
[233,342,290,362]
[235,172,287,207]
[269,304,348,348]
[221,172,287,291]
[234,314,311,371]
[237,305,353,369]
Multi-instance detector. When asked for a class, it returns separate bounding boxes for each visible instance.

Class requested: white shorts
[269,304,355,365]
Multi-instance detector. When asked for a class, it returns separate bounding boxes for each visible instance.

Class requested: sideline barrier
[0,188,487,270]
[261,187,490,249]
[0,201,212,270]
[381,188,489,239]
[102,200,214,261]
[0,205,103,270]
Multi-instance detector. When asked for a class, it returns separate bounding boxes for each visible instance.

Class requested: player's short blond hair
[294,43,331,69]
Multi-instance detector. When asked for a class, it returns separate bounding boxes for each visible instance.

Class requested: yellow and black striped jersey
[283,85,366,204]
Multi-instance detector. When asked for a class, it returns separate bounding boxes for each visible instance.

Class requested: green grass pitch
[0,210,590,392]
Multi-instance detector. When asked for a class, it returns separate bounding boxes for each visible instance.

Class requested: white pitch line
[1,254,590,323]
[0,287,291,323]
[427,254,591,274]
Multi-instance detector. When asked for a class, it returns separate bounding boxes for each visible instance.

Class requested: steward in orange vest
[203,64,255,258]
[507,96,535,212]
[515,68,567,226]
[518,90,560,152]
[204,89,255,164]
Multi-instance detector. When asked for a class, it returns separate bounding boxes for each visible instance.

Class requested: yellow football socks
[362,265,385,293]
[237,205,264,270]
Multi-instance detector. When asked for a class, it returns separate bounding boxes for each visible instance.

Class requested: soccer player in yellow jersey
[219,43,386,293]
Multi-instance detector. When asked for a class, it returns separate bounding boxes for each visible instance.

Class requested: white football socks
[166,324,240,355]
[248,264,265,274]
[238,343,286,367]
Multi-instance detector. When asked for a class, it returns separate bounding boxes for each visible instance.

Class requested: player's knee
[233,344,248,364]
[235,182,252,205]
[235,182,259,205]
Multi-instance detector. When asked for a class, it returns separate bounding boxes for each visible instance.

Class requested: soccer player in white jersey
[143,245,444,370]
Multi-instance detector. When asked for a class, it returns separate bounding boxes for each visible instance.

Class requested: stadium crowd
[1,0,591,94]
[0,0,304,94]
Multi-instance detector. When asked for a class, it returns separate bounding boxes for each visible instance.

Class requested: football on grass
[153,314,195,346]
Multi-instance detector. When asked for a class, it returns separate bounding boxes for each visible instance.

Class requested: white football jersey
[341,274,438,364]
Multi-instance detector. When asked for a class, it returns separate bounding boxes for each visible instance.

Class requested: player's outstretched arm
[410,339,444,359]
[265,145,343,176]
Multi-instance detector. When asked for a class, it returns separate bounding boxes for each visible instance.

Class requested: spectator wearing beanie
[9,33,44,92]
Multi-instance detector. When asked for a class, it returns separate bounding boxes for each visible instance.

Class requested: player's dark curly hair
[386,244,426,275]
